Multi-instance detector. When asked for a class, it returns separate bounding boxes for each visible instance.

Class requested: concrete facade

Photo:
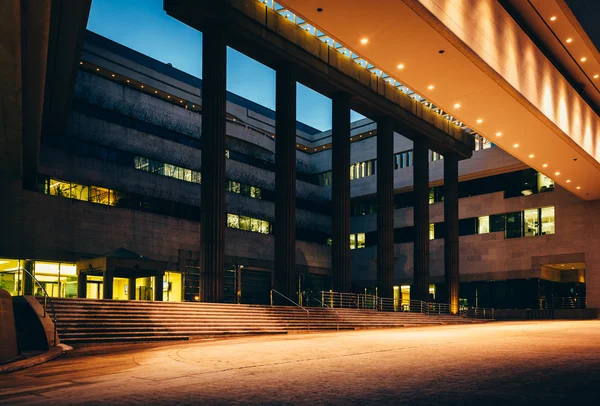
[0,29,598,308]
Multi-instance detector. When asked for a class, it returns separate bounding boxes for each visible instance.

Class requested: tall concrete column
[128,277,136,300]
[274,62,296,299]
[103,268,114,300]
[444,153,460,314]
[413,138,430,301]
[331,93,351,292]
[377,117,394,299]
[200,23,227,303]
[154,272,165,302]
[77,272,87,298]
[23,260,34,296]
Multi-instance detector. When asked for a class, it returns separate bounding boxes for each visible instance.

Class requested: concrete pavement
[1,321,599,405]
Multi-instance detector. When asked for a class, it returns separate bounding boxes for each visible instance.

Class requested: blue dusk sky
[86,0,365,131]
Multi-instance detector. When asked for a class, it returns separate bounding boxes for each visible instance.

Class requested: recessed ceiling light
[154,90,158,94]
[513,144,519,148]
[476,119,483,124]
[555,171,560,176]
[79,61,83,65]
[360,38,368,44]
[454,103,461,108]
[581,57,587,62]
[566,179,571,183]
[141,85,144,88]
[111,74,115,77]
[126,80,130,83]
[577,186,581,189]
[495,132,502,136]
[594,74,599,79]
[428,85,435,90]
[528,154,535,158]
[550,16,557,21]
[397,64,404,69]
[543,163,548,168]
[96,68,100,71]
[566,38,573,43]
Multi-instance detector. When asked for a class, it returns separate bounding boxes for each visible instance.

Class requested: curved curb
[0,344,72,374]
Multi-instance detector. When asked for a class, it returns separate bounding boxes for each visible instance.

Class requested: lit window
[524,208,539,237]
[541,207,555,235]
[350,234,356,250]
[477,216,490,234]
[357,233,366,249]
[429,224,435,240]
[227,213,240,229]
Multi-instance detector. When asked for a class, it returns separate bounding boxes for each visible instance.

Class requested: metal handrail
[307,294,339,330]
[18,267,58,347]
[271,289,310,330]
[460,307,495,320]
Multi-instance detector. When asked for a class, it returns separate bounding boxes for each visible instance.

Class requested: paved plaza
[1,321,599,405]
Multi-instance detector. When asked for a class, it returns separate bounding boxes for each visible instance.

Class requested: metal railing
[460,308,495,320]
[18,267,58,347]
[320,291,377,310]
[307,295,339,331]
[541,297,586,310]
[271,289,310,330]
[314,291,458,316]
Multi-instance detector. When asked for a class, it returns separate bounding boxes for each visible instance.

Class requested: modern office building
[1,0,599,312]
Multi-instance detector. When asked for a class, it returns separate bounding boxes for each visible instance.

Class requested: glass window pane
[541,206,555,235]
[227,213,240,229]
[0,259,22,296]
[90,186,111,205]
[350,234,356,250]
[490,214,505,232]
[239,216,251,231]
[357,233,365,248]
[505,212,522,239]
[478,216,490,234]
[524,209,539,237]
[429,224,435,240]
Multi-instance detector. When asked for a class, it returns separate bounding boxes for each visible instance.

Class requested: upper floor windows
[350,233,366,249]
[46,178,118,206]
[226,213,271,234]
[134,156,201,184]
[394,150,412,169]
[350,159,376,180]
[226,180,262,199]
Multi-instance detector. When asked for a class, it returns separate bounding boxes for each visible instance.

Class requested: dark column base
[77,273,87,298]
[128,277,136,300]
[155,272,165,302]
[103,269,113,300]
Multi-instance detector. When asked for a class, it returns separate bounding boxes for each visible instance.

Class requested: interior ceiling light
[397,64,404,69]
[428,85,435,90]
[528,154,535,158]
[543,163,548,168]
[550,16,557,21]
[360,38,368,44]
[476,119,483,124]
[555,171,560,175]
[454,103,461,108]
[566,179,571,183]
[566,38,573,43]
[495,132,502,136]
[513,144,519,148]
[581,57,587,62]
[594,74,599,79]
[577,186,581,189]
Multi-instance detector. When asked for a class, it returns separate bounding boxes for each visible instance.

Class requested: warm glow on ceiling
[594,75,599,79]
[580,57,587,62]
[476,119,483,123]
[513,144,519,148]
[566,38,572,43]
[549,16,557,21]
[543,163,548,168]
[528,154,535,158]
[566,179,571,183]
[428,85,434,90]
[555,171,560,175]
[360,38,368,44]
[495,132,502,136]
[397,64,404,69]
[577,186,581,189]
[454,103,461,108]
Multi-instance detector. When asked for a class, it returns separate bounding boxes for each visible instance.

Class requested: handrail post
[270,289,273,306]
[321,290,324,307]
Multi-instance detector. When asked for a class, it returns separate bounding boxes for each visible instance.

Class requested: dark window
[458,218,477,236]
[490,214,506,232]
[505,212,523,239]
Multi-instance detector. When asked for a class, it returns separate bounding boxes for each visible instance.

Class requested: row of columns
[199,25,460,312]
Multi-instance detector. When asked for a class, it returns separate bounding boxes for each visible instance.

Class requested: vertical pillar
[128,277,136,300]
[377,117,395,299]
[274,62,297,299]
[103,268,114,299]
[77,272,87,298]
[200,22,227,302]
[331,93,351,292]
[23,260,34,296]
[444,153,460,314]
[413,138,430,301]
[154,272,165,302]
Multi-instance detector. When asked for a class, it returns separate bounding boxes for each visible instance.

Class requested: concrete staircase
[40,298,483,345]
